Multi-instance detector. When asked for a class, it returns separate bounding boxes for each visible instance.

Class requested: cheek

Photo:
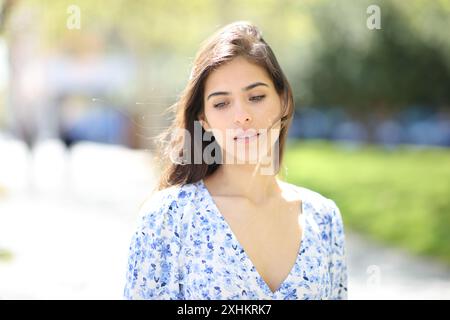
[203,112,231,147]
[268,95,283,114]
[204,110,229,132]
[258,97,282,127]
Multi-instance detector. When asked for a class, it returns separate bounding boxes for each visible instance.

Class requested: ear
[278,93,290,124]
[199,117,212,132]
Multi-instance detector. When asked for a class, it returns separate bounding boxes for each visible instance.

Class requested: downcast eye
[249,95,266,102]
[213,101,228,109]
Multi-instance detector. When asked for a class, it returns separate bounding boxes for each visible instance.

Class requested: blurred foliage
[284,140,450,265]
[302,0,450,110]
[0,248,13,262]
[3,0,447,112]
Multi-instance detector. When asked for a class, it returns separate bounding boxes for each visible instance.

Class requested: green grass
[283,139,450,265]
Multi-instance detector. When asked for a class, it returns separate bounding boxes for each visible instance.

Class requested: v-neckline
[198,178,308,296]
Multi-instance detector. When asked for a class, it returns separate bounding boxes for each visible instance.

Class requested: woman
[124,21,348,300]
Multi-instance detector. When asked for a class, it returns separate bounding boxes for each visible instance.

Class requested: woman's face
[201,56,283,164]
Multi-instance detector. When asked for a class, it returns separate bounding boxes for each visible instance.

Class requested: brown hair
[154,21,295,191]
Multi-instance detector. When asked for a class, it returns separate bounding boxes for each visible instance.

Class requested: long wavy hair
[153,21,295,191]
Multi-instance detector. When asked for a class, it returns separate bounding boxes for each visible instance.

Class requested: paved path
[346,232,450,299]
[0,192,145,299]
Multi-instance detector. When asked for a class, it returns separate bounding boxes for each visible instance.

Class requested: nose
[233,101,253,125]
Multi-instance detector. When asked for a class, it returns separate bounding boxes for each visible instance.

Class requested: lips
[233,132,260,141]
[233,129,259,140]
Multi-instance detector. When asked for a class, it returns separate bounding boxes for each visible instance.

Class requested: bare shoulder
[276,179,336,209]
[276,179,304,202]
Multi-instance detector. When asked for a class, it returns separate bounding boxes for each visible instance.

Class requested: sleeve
[327,199,348,300]
[123,193,183,300]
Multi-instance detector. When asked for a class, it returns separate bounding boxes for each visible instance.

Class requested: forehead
[204,56,272,94]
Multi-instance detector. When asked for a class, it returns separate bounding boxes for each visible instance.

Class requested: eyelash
[213,95,266,109]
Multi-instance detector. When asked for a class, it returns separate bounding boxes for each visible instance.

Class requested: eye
[249,95,266,102]
[213,101,228,109]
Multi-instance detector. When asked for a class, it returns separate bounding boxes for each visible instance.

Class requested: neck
[204,163,282,205]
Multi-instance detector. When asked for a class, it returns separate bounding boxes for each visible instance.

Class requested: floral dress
[123,179,348,300]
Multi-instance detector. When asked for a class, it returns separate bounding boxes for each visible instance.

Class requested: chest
[210,197,304,293]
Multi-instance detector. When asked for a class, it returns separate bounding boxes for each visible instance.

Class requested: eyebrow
[206,82,269,101]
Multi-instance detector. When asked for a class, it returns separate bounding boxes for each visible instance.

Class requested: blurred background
[0,0,449,299]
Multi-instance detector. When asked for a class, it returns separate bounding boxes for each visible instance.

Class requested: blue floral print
[124,179,348,300]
